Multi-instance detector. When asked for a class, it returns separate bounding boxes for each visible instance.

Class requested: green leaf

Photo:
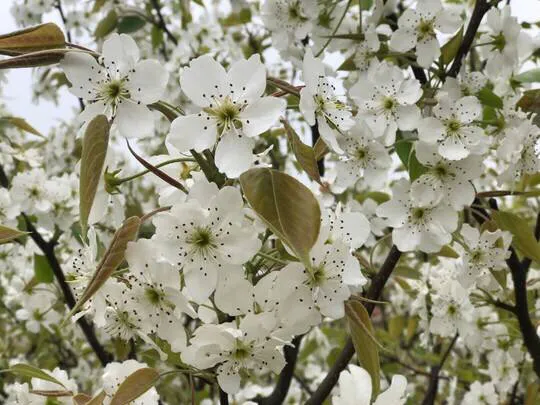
[0,225,27,244]
[110,368,159,405]
[435,245,460,258]
[95,10,118,38]
[151,26,164,50]
[337,55,357,71]
[393,265,421,279]
[240,168,321,266]
[0,23,65,56]
[117,16,146,34]
[34,254,54,283]
[395,140,412,168]
[478,87,503,109]
[492,210,540,264]
[68,216,140,318]
[440,26,463,65]
[345,300,381,397]
[73,393,92,404]
[514,68,540,83]
[92,0,108,13]
[4,364,66,388]
[282,119,321,184]
[517,89,540,115]
[1,116,43,137]
[408,148,427,181]
[80,115,110,234]
[220,8,252,27]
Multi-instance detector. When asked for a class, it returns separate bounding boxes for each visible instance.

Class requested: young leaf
[80,115,110,234]
[110,368,159,405]
[313,137,329,161]
[34,254,54,283]
[0,49,72,69]
[5,364,66,388]
[345,300,381,397]
[73,393,92,405]
[95,10,118,38]
[440,26,463,65]
[30,390,73,397]
[69,216,140,317]
[1,116,43,136]
[240,168,321,266]
[80,391,106,405]
[492,210,540,264]
[282,118,321,184]
[117,16,146,34]
[478,87,504,109]
[0,23,65,56]
[517,89,540,115]
[514,68,540,83]
[0,224,27,244]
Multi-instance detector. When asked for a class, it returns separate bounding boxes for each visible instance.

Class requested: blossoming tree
[0,0,539,404]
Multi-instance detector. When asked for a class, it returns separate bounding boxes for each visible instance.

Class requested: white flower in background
[417,95,487,160]
[15,288,60,333]
[348,199,387,247]
[335,121,392,190]
[429,280,473,337]
[332,364,407,405]
[0,188,19,226]
[462,381,499,405]
[376,179,458,253]
[350,61,422,145]
[479,6,533,78]
[456,224,511,288]
[102,360,159,404]
[125,239,196,352]
[153,186,261,303]
[411,142,483,209]
[299,49,354,153]
[167,54,285,177]
[30,368,78,404]
[497,119,540,180]
[487,349,520,394]
[440,70,487,100]
[389,0,461,67]
[323,203,371,250]
[182,314,286,394]
[261,0,318,49]
[61,33,169,138]
[10,169,52,213]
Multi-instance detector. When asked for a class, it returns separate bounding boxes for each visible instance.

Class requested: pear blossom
[376,179,458,253]
[497,119,540,180]
[429,280,473,337]
[323,203,371,250]
[10,169,52,213]
[61,34,169,138]
[102,360,160,404]
[182,314,286,394]
[417,95,488,160]
[332,364,407,405]
[30,368,78,404]
[350,61,422,145]
[462,381,499,405]
[299,49,354,153]
[411,142,483,209]
[167,54,285,177]
[389,0,461,67]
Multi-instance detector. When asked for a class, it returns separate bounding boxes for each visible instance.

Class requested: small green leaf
[220,8,252,27]
[408,148,427,181]
[345,300,381,397]
[0,225,27,244]
[95,10,118,38]
[92,0,108,13]
[240,168,321,266]
[69,216,140,318]
[440,26,463,65]
[514,68,540,83]
[338,56,357,71]
[1,116,43,136]
[435,245,460,259]
[4,364,66,388]
[110,368,159,405]
[478,87,503,109]
[117,16,146,34]
[492,210,540,264]
[80,115,110,234]
[282,119,321,184]
[34,254,54,283]
[0,23,65,56]
[393,265,421,279]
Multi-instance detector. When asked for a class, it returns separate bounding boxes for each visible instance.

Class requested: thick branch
[447,0,492,78]
[255,335,303,405]
[305,245,402,405]
[22,214,112,366]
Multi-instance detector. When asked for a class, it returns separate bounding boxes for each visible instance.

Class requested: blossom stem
[113,158,194,185]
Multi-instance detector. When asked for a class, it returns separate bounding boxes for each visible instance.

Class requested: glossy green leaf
[440,26,463,65]
[283,119,321,184]
[478,87,503,109]
[0,23,65,56]
[492,210,540,264]
[110,368,159,405]
[4,364,66,388]
[240,168,321,266]
[514,68,540,83]
[34,254,54,283]
[69,216,140,317]
[80,115,110,234]
[117,16,146,34]
[95,10,118,38]
[0,224,27,244]
[345,300,381,397]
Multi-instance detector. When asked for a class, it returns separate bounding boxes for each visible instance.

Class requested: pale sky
[0,0,539,135]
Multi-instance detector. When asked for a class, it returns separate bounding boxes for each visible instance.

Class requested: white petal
[115,101,154,138]
[127,59,169,104]
[239,97,286,138]
[180,54,227,107]
[395,104,421,131]
[454,96,481,124]
[336,212,371,249]
[217,364,241,395]
[214,134,255,178]
[102,33,140,76]
[300,87,317,126]
[168,113,217,152]
[417,117,444,144]
[373,375,407,405]
[61,52,104,98]
[184,262,219,303]
[302,49,325,94]
[318,117,344,154]
[438,135,470,160]
[389,28,417,52]
[228,54,266,103]
[416,37,440,68]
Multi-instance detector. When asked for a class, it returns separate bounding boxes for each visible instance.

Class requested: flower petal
[239,96,286,138]
[127,59,169,104]
[115,101,155,138]
[168,113,218,152]
[180,54,227,107]
[214,134,255,178]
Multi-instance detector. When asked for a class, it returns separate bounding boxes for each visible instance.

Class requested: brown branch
[150,0,178,45]
[305,246,402,405]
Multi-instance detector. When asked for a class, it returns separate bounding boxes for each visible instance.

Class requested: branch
[150,0,178,46]
[22,214,112,366]
[447,0,492,78]
[305,246,402,405]
[219,388,229,405]
[255,335,303,405]
[310,125,325,176]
